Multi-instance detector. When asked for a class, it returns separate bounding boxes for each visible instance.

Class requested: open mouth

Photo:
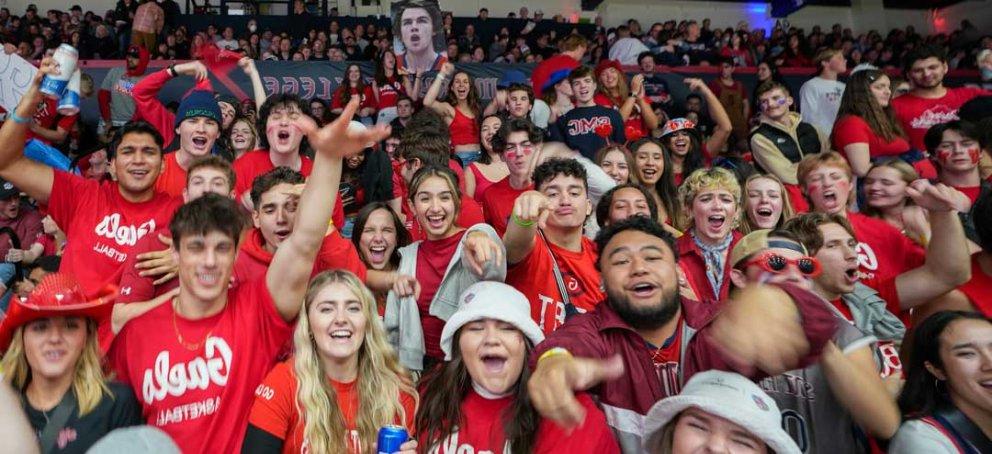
[844,266,859,284]
[276,130,291,144]
[641,168,658,178]
[128,169,150,179]
[822,189,838,204]
[481,354,507,373]
[329,329,353,341]
[43,350,66,362]
[409,34,420,44]
[629,281,658,298]
[274,228,292,242]
[426,213,446,229]
[979,379,992,390]
[196,272,220,286]
[706,214,726,231]
[368,244,387,262]
[192,136,208,147]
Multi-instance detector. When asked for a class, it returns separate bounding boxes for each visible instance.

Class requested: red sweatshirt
[131,68,178,147]
[231,228,367,288]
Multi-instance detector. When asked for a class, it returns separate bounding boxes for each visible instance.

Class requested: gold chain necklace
[172,299,212,351]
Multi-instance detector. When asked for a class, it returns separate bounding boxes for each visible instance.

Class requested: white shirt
[799,76,846,136]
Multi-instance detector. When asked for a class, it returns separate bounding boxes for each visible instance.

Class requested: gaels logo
[566,116,612,136]
[856,241,878,271]
[910,105,959,130]
[95,214,155,247]
[561,270,585,297]
[142,336,233,404]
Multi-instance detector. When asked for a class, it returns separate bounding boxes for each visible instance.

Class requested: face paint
[969,147,981,165]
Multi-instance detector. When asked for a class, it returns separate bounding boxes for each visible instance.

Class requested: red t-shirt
[232,150,345,227]
[479,178,531,237]
[248,360,417,454]
[954,185,982,205]
[47,171,180,298]
[331,85,377,111]
[891,87,990,151]
[26,97,78,144]
[832,115,936,180]
[416,230,466,359]
[425,389,619,453]
[505,236,604,334]
[959,255,992,318]
[154,152,189,198]
[109,277,293,454]
[232,228,367,288]
[593,92,651,141]
[848,212,925,286]
[375,77,405,110]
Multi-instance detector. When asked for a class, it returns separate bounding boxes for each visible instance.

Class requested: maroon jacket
[531,283,838,453]
[677,231,743,303]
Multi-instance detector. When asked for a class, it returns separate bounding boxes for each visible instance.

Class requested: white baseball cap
[642,370,800,454]
[439,281,544,360]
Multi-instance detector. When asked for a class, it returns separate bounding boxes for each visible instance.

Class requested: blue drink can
[377,425,409,453]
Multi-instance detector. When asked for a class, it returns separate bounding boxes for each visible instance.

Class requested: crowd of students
[0,5,991,454]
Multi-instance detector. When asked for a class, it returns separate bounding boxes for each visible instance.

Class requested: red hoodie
[231,228,367,288]
[98,45,150,123]
[131,66,182,147]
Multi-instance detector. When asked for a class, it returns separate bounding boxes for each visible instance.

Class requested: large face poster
[391,0,447,75]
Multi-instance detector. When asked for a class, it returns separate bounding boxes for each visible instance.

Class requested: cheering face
[570,76,596,104]
[185,166,234,202]
[863,166,908,211]
[507,89,531,118]
[0,196,19,220]
[608,187,651,225]
[745,177,783,230]
[634,142,665,185]
[230,119,255,154]
[600,229,679,320]
[690,188,738,245]
[358,208,398,271]
[812,223,860,296]
[869,75,892,108]
[411,176,459,240]
[23,317,87,383]
[908,57,947,90]
[219,102,236,130]
[178,117,221,158]
[501,131,537,178]
[671,407,770,454]
[601,149,631,185]
[936,129,982,174]
[480,116,502,154]
[111,132,164,197]
[253,183,299,252]
[934,319,992,418]
[175,231,238,304]
[667,131,693,158]
[458,319,527,395]
[757,88,792,120]
[450,73,472,101]
[803,165,851,215]
[400,7,434,54]
[540,174,591,230]
[737,246,814,290]
[264,104,306,155]
[308,282,368,364]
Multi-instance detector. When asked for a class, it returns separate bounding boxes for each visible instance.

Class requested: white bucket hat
[439,281,545,360]
[642,370,800,454]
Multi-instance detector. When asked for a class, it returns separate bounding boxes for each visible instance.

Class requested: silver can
[40,44,79,99]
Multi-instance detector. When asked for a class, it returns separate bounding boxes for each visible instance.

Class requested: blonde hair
[861,158,919,217]
[796,151,853,189]
[678,167,742,231]
[293,270,417,454]
[595,144,640,185]
[740,174,796,234]
[0,318,111,416]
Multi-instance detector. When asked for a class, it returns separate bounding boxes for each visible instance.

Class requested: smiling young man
[526,216,840,453]
[479,118,542,236]
[131,61,223,197]
[108,98,387,454]
[891,45,990,151]
[797,151,926,288]
[0,59,181,302]
[550,66,626,160]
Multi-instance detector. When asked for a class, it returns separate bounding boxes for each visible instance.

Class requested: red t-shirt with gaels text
[47,171,180,296]
[416,230,467,360]
[505,236,604,334]
[891,87,990,151]
[425,389,620,454]
[479,178,531,237]
[154,152,189,198]
[248,360,417,454]
[232,150,345,227]
[108,277,293,454]
[847,212,925,287]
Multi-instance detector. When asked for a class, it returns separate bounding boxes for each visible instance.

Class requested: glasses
[743,252,821,277]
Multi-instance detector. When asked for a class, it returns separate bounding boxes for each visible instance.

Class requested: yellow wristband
[538,347,572,364]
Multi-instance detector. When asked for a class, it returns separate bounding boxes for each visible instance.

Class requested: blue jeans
[454,150,482,168]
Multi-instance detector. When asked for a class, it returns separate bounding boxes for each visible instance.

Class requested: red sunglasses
[743,252,821,277]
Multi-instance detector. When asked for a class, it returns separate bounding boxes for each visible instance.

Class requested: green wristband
[512,213,535,228]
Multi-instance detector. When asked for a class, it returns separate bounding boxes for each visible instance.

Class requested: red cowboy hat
[594,59,624,80]
[0,273,117,351]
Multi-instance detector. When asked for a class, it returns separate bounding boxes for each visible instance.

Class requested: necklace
[172,299,212,351]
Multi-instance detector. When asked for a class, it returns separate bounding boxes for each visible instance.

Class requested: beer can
[40,44,79,99]
[376,425,409,454]
[57,69,81,116]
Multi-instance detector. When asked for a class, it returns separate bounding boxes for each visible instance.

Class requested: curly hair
[678,167,742,230]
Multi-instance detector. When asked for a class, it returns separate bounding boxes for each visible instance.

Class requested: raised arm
[266,98,390,321]
[503,191,552,265]
[133,61,207,146]
[0,56,58,204]
[628,74,659,131]
[685,78,732,155]
[423,62,456,118]
[239,57,267,111]
[894,181,971,309]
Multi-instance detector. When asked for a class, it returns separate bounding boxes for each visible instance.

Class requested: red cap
[0,273,117,351]
[594,59,624,80]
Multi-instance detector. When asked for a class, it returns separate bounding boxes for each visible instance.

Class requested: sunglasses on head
[743,252,821,277]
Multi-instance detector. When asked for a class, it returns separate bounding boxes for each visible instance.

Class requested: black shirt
[22,381,142,454]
